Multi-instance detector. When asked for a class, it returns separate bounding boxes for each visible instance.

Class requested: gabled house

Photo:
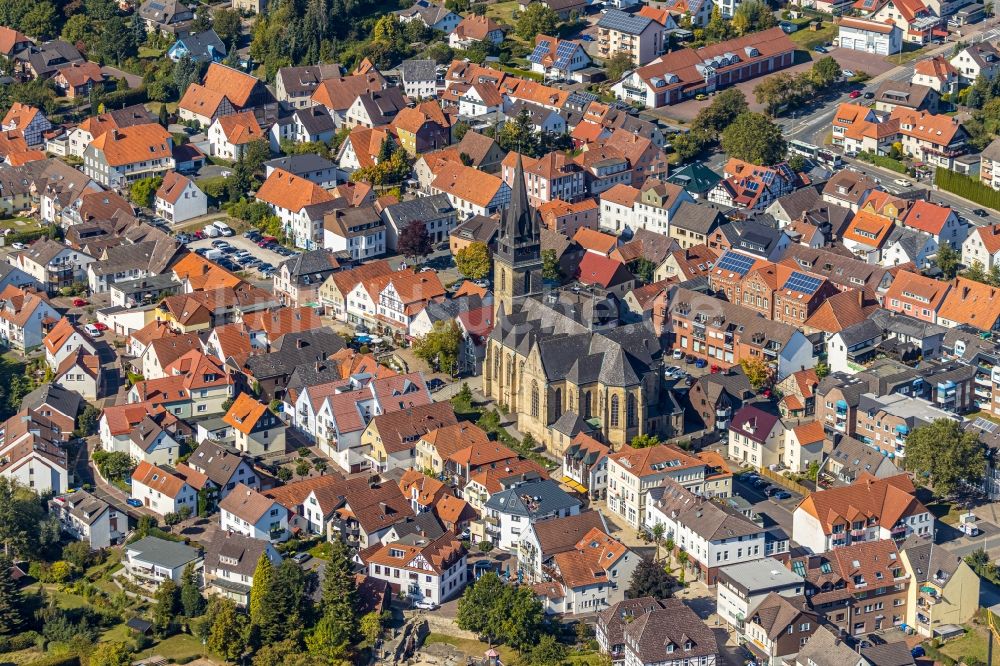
[43,317,96,371]
[363,531,468,603]
[396,0,461,32]
[219,483,288,542]
[255,167,337,250]
[363,400,457,472]
[528,35,592,81]
[949,41,1000,84]
[727,404,786,470]
[54,349,102,400]
[129,415,181,466]
[155,172,207,224]
[166,29,227,63]
[208,111,265,161]
[0,285,60,351]
[49,490,123,550]
[222,393,285,456]
[449,15,504,48]
[204,531,281,606]
[138,0,193,33]
[538,528,639,615]
[187,440,259,500]
[82,123,175,189]
[130,460,198,517]
[20,384,80,442]
[2,103,52,147]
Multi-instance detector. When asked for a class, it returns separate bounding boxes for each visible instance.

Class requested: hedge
[23,655,81,666]
[857,150,907,174]
[935,167,1000,211]
[97,86,149,110]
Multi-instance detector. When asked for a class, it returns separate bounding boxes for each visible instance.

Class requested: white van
[83,323,101,337]
[213,221,234,237]
[203,225,220,238]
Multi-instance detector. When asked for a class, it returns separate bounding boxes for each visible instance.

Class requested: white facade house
[124,536,202,587]
[962,223,1000,270]
[130,461,198,517]
[727,405,786,470]
[483,479,582,551]
[43,319,97,371]
[219,483,289,542]
[642,479,772,585]
[155,172,207,224]
[716,558,805,631]
[49,491,124,550]
[837,18,902,55]
[606,445,707,530]
[366,532,468,605]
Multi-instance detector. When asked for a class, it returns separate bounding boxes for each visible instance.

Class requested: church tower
[494,154,543,318]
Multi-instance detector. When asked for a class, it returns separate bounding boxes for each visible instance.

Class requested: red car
[72,298,89,307]
[93,322,108,331]
[849,90,861,99]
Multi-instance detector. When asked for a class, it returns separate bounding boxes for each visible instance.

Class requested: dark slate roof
[188,440,250,486]
[816,372,868,406]
[828,435,900,481]
[859,641,917,666]
[264,154,338,176]
[770,185,822,220]
[898,535,962,586]
[398,58,437,82]
[294,105,336,135]
[278,248,340,286]
[484,479,582,517]
[21,383,82,419]
[720,220,785,256]
[381,194,455,229]
[245,329,345,379]
[126,536,199,568]
[672,201,725,235]
[551,410,592,437]
[623,599,719,664]
[176,29,226,60]
[597,598,664,649]
[390,512,445,540]
[666,162,722,194]
[837,318,883,347]
[205,531,275,578]
[597,9,655,34]
[730,404,781,444]
[276,64,342,96]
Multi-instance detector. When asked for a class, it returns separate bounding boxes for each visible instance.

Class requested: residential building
[219,483,288,542]
[49,490,123,549]
[222,393,286,456]
[83,123,175,189]
[364,531,468,604]
[727,404,786,470]
[1,103,51,147]
[124,536,201,588]
[536,528,640,615]
[605,444,706,529]
[716,558,805,631]
[561,433,609,500]
[912,56,959,93]
[255,167,337,250]
[962,222,1000,269]
[483,478,581,550]
[891,108,968,170]
[208,111,265,160]
[643,478,778,584]
[596,10,670,66]
[166,29,226,63]
[449,15,504,48]
[743,593,819,665]
[204,532,281,606]
[792,474,933,553]
[275,64,343,109]
[431,162,511,217]
[950,41,1000,84]
[130,460,198,517]
[154,172,206,224]
[899,537,980,637]
[397,0,461,32]
[528,35,592,81]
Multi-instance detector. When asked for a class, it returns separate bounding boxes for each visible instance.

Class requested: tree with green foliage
[542,249,561,281]
[453,382,474,411]
[75,404,101,437]
[605,52,635,82]
[212,7,242,46]
[92,450,136,483]
[207,597,248,661]
[413,320,463,375]
[89,641,132,666]
[153,579,179,636]
[671,130,711,163]
[85,0,119,20]
[100,15,139,65]
[935,243,961,279]
[248,553,274,630]
[626,558,674,599]
[721,112,787,166]
[456,241,492,280]
[811,56,842,88]
[453,121,471,142]
[496,109,538,157]
[519,634,567,666]
[692,88,748,136]
[904,418,986,496]
[515,3,558,41]
[0,555,24,634]
[129,176,163,209]
[814,359,830,379]
[20,1,57,40]
[964,260,988,283]
[456,571,507,644]
[630,434,660,449]
[0,479,45,559]
[360,611,386,645]
[180,562,204,617]
[731,0,775,33]
[806,460,820,482]
[629,257,656,284]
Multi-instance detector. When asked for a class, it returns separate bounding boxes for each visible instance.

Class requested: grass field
[788,23,837,50]
[940,626,988,664]
[138,47,165,58]
[485,0,520,27]
[424,634,518,663]
[889,42,930,65]
[138,634,206,661]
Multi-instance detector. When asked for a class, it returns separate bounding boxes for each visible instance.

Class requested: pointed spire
[502,152,539,247]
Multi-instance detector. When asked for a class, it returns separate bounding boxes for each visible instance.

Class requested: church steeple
[494,153,543,319]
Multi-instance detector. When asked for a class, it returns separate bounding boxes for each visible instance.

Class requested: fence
[758,466,811,496]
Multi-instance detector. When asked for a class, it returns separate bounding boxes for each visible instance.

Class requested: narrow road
[84,436,160,520]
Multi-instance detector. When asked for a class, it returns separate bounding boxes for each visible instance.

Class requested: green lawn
[915,487,964,525]
[138,634,206,661]
[0,217,42,231]
[485,0,520,27]
[0,648,46,665]
[788,23,837,50]
[138,47,165,58]
[889,42,929,65]
[424,634,518,663]
[308,541,333,559]
[940,626,988,664]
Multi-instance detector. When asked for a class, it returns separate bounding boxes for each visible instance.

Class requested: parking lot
[185,233,291,277]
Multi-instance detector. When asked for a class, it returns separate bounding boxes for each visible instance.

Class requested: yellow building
[900,538,980,638]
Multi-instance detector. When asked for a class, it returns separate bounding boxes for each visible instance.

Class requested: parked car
[974,208,990,217]
[414,600,439,611]
[93,322,108,331]
[911,647,925,658]
[863,91,874,99]
[292,552,311,564]
[694,93,707,100]
[211,240,230,248]
[773,490,792,500]
[672,349,684,360]
[694,358,707,368]
[842,69,855,78]
[426,378,446,392]
[814,45,828,53]
[10,242,26,250]
[72,298,89,307]
[849,90,861,98]
[764,486,780,497]
[893,178,911,186]
[126,498,142,507]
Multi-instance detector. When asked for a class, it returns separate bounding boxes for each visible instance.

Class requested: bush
[97,86,149,109]
[24,654,81,666]
[856,150,907,174]
[0,630,41,652]
[936,167,1000,210]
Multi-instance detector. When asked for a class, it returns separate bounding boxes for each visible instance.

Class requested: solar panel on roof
[715,251,755,276]
[784,271,823,295]
[974,417,998,433]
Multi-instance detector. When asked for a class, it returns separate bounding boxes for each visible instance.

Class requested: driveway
[83,436,161,521]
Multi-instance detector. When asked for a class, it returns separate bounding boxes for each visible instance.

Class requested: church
[483,156,680,454]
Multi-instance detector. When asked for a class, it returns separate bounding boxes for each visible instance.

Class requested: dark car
[764,486,781,497]
[868,635,887,646]
[426,378,446,392]
[863,91,874,99]
[974,208,990,217]
[911,646,925,658]
[126,498,142,507]
[774,490,792,500]
[753,479,770,489]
